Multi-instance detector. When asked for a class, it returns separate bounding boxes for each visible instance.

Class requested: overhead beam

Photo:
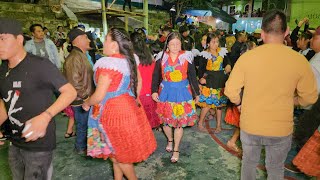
[75,9,145,17]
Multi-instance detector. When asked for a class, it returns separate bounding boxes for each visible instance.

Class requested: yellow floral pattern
[191,101,196,110]
[169,70,183,82]
[206,56,223,71]
[173,104,185,117]
[202,87,211,97]
[213,56,223,71]
[206,59,213,71]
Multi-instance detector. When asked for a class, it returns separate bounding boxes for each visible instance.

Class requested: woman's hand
[82,101,90,111]
[199,78,206,85]
[225,65,232,74]
[194,96,200,104]
[152,93,160,102]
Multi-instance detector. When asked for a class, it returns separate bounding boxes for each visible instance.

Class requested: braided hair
[109,28,138,99]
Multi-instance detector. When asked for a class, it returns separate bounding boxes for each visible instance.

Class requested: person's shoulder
[44,38,56,46]
[26,53,56,68]
[66,49,84,60]
[94,56,127,70]
[24,39,34,46]
[26,53,46,62]
[199,51,211,59]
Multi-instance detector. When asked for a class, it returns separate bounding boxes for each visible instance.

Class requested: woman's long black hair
[109,28,138,98]
[130,31,153,66]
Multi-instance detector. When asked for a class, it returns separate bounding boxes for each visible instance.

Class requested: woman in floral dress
[197,33,231,133]
[152,32,200,163]
[82,28,156,180]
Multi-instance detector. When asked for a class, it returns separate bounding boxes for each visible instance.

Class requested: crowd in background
[0,9,320,180]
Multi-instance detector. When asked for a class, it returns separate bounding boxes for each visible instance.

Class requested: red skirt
[101,94,157,163]
[139,94,160,128]
[293,130,320,177]
[224,106,240,127]
[63,106,74,118]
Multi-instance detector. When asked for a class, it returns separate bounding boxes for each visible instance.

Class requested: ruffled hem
[160,114,198,128]
[156,100,197,128]
[198,87,228,108]
[197,102,227,108]
[87,152,114,160]
[115,146,157,164]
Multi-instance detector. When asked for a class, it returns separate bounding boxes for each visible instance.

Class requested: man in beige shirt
[225,10,318,180]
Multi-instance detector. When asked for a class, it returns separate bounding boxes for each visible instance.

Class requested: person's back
[225,10,318,180]
[234,44,316,136]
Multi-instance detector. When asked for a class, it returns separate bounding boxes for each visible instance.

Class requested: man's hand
[22,113,50,142]
[0,131,4,145]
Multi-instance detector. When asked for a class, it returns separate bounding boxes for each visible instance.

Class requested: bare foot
[227,140,241,153]
[214,127,222,133]
[198,125,207,132]
[166,140,173,152]
[171,151,180,163]
[207,114,214,120]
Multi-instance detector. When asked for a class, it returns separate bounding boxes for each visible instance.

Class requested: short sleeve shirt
[0,53,68,151]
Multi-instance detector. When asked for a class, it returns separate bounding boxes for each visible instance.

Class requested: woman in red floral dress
[82,28,156,180]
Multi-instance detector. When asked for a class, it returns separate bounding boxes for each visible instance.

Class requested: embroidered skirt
[156,80,197,128]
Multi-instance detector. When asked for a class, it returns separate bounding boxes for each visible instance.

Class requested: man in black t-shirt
[0,18,76,179]
[230,32,247,67]
[179,25,194,51]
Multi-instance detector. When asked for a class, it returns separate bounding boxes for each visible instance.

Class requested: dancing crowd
[0,9,319,180]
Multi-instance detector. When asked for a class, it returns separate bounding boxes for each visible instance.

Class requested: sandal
[165,140,173,152]
[214,127,222,134]
[65,132,76,138]
[198,125,207,132]
[171,151,179,163]
[155,127,162,132]
[227,140,241,153]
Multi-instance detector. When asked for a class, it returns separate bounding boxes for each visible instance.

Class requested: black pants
[9,145,53,180]
[123,0,132,11]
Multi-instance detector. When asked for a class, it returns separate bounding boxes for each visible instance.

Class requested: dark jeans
[72,106,89,151]
[123,0,132,11]
[240,130,292,180]
[8,144,53,180]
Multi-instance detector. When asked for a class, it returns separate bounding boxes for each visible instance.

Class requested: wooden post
[143,0,148,33]
[101,0,108,37]
[125,15,129,31]
[248,0,253,18]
